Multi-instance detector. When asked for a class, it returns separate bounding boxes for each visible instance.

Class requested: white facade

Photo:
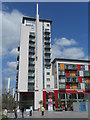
[17,4,54,109]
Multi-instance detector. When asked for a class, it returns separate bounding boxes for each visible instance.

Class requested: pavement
[7,111,88,119]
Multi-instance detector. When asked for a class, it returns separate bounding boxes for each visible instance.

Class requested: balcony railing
[29,55,35,58]
[29,33,35,38]
[29,61,35,65]
[45,56,51,59]
[44,45,51,49]
[45,50,51,54]
[28,79,34,83]
[29,49,35,53]
[29,39,35,42]
[29,44,35,48]
[65,65,77,70]
[28,73,35,77]
[44,40,50,43]
[28,85,34,91]
[28,66,35,70]
[45,62,51,66]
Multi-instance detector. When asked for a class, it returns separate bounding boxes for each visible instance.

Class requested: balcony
[45,56,51,60]
[44,45,51,49]
[29,55,35,59]
[28,73,35,77]
[28,83,34,91]
[65,65,77,70]
[44,40,50,43]
[29,33,35,38]
[29,44,35,48]
[17,56,19,61]
[29,38,35,43]
[44,35,51,40]
[29,49,35,53]
[44,31,50,35]
[84,71,90,77]
[45,62,51,66]
[28,79,34,83]
[29,61,35,65]
[59,84,66,90]
[44,50,51,54]
[17,64,19,70]
[18,47,20,51]
[58,71,65,76]
[28,66,35,71]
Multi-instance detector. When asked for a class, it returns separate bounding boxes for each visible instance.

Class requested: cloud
[55,37,77,46]
[63,47,84,59]
[1,9,23,56]
[10,48,19,56]
[52,37,85,60]
[7,61,17,69]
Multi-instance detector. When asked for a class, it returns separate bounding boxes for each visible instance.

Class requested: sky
[1,2,88,91]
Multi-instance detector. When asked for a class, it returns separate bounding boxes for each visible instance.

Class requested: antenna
[37,3,38,16]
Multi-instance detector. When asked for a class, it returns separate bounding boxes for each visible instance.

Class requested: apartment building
[16,4,90,111]
[42,58,90,110]
[16,4,54,110]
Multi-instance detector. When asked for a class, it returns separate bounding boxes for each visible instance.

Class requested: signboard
[48,98,53,111]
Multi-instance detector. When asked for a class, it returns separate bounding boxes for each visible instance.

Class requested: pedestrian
[3,107,8,116]
[30,106,33,116]
[21,106,24,118]
[41,106,45,116]
[14,107,17,119]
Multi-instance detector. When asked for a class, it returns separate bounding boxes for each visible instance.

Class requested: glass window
[47,24,49,27]
[58,63,60,70]
[59,93,65,99]
[47,84,50,88]
[47,78,50,82]
[47,72,50,75]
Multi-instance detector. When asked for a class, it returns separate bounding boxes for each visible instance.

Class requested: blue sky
[2,2,88,90]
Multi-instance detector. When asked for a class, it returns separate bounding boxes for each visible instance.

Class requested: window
[59,93,65,99]
[47,78,50,82]
[47,84,50,88]
[47,72,50,75]
[47,24,49,27]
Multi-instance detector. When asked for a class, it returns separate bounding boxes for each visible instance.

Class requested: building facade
[43,58,90,110]
[16,4,54,110]
[16,4,90,110]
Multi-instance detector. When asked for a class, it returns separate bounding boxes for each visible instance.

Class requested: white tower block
[8,78,10,93]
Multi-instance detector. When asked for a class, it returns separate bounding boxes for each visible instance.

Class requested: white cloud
[10,48,19,56]
[55,37,77,46]
[52,37,85,60]
[7,61,17,69]
[1,9,23,56]
[62,47,84,59]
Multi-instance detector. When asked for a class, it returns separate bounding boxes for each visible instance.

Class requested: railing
[28,79,34,83]
[44,45,51,48]
[29,44,35,47]
[28,73,35,77]
[29,55,35,58]
[28,66,35,70]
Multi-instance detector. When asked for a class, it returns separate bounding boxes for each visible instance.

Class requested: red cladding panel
[77,65,81,70]
[54,90,58,108]
[89,65,90,71]
[65,70,69,76]
[66,83,70,89]
[43,91,46,108]
[78,76,82,83]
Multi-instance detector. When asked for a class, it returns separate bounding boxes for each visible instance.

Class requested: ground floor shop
[18,90,88,111]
